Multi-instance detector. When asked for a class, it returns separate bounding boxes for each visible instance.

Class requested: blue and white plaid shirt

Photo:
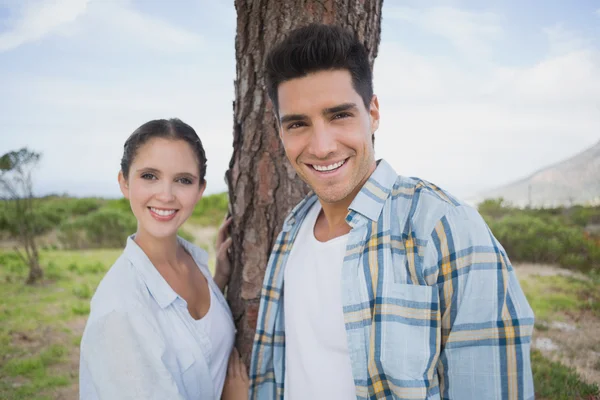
[249,159,535,399]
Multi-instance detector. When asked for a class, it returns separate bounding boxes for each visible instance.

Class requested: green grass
[1,246,599,399]
[0,248,121,399]
[520,274,600,321]
[1,342,71,400]
[532,350,599,399]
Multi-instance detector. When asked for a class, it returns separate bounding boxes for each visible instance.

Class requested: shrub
[58,209,137,249]
[488,213,600,272]
[191,192,229,227]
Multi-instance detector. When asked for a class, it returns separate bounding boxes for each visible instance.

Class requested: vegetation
[0,195,598,398]
[1,192,229,252]
[520,273,600,322]
[532,349,599,400]
[479,198,600,272]
[0,148,44,284]
[189,192,229,226]
[0,249,120,399]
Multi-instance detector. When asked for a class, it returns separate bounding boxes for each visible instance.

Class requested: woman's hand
[221,348,249,400]
[214,216,233,292]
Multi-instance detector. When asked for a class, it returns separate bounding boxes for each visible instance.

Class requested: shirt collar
[347,159,398,222]
[285,159,398,229]
[124,235,209,309]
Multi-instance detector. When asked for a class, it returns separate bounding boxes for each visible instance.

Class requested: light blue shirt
[250,159,535,399]
[79,236,235,400]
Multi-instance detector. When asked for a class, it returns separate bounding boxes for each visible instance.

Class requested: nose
[155,181,175,203]
[308,121,336,159]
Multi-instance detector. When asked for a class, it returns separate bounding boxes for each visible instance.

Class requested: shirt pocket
[378,283,441,382]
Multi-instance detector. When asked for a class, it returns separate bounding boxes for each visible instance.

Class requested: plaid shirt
[249,159,535,400]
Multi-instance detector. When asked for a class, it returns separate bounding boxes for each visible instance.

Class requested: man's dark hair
[120,118,207,185]
[265,23,373,114]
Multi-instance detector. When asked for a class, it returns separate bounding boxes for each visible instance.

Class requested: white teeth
[312,160,345,172]
[150,207,176,216]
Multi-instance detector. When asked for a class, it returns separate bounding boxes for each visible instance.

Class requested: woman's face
[119,137,205,240]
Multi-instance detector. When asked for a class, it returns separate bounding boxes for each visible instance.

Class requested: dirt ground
[515,263,600,386]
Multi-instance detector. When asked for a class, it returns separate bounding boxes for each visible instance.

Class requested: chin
[140,223,179,240]
[313,188,349,204]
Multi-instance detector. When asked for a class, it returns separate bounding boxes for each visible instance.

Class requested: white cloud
[84,1,203,53]
[373,26,600,198]
[0,0,89,52]
[0,0,203,54]
[386,6,503,58]
[543,23,591,55]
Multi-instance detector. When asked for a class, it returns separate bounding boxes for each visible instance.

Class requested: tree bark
[226,0,384,362]
[25,234,43,284]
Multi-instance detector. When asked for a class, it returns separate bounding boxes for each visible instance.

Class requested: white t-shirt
[283,202,356,399]
[195,283,235,399]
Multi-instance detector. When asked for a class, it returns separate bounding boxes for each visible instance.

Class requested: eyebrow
[136,167,198,179]
[280,113,307,125]
[323,102,358,115]
[137,167,160,174]
[279,102,358,125]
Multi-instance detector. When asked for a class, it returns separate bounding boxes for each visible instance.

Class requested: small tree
[0,148,44,284]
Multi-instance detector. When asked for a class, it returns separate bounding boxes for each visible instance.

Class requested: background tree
[0,148,44,284]
[226,0,384,361]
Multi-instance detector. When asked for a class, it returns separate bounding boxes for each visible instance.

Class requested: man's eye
[287,122,306,130]
[333,112,352,120]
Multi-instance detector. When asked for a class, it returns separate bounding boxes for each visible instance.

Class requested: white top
[79,236,235,400]
[194,283,235,399]
[283,202,356,399]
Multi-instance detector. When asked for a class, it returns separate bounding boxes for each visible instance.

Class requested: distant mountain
[470,140,600,208]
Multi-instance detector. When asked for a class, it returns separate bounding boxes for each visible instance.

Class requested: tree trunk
[226,0,383,362]
[25,235,43,284]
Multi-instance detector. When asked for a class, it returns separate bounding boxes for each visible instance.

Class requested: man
[249,24,535,400]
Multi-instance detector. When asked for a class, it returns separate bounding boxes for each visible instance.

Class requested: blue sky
[1,0,599,200]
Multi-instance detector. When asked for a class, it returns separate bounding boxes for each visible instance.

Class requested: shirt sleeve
[424,205,535,400]
[80,310,186,400]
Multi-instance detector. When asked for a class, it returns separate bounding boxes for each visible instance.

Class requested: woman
[79,118,248,399]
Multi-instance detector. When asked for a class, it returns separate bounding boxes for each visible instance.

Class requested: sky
[0,0,599,200]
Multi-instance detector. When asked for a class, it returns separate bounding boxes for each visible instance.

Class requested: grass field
[1,247,598,399]
[0,249,121,399]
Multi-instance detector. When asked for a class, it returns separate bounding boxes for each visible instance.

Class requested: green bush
[487,213,599,271]
[191,192,229,226]
[103,197,133,214]
[69,198,102,216]
[569,205,600,227]
[58,208,137,249]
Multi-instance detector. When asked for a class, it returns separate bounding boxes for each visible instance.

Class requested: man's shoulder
[389,175,485,237]
[392,175,461,207]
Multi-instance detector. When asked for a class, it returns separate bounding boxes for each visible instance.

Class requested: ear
[196,180,207,203]
[369,94,380,134]
[118,170,130,199]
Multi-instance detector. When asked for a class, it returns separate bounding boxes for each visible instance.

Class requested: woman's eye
[141,173,156,180]
[178,177,193,185]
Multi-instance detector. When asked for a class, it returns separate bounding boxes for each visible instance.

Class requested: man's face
[277,69,380,205]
